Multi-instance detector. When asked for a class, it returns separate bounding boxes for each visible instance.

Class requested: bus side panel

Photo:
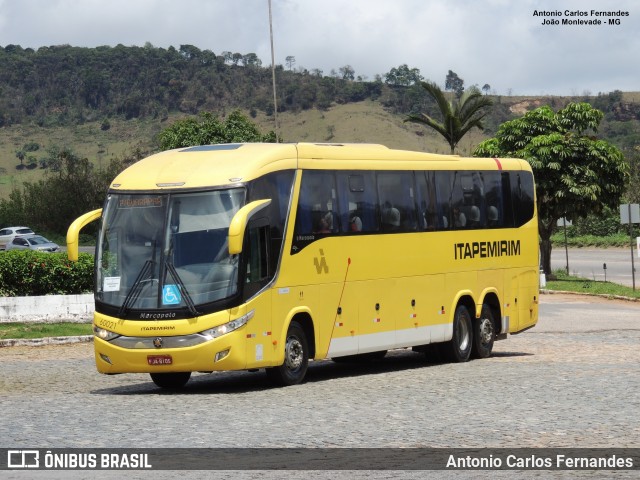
[394,275,439,348]
[445,271,478,336]
[516,268,539,332]
[271,281,345,361]
[242,292,274,369]
[476,270,504,315]
[329,281,360,357]
[357,280,397,354]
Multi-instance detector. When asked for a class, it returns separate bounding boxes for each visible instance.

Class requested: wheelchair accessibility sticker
[162,284,181,305]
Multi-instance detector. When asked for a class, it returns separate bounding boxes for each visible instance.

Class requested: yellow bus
[67,143,539,389]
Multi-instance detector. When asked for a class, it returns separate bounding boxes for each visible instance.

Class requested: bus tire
[442,305,472,362]
[472,304,495,359]
[150,372,191,389]
[266,321,309,386]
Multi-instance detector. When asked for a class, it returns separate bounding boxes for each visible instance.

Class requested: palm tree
[405,81,493,154]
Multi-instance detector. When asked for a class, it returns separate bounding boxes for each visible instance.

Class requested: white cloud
[0,0,637,95]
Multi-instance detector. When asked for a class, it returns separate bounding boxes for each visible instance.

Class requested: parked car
[5,235,60,253]
[0,226,35,250]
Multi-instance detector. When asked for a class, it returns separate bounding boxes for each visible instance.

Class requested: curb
[0,335,93,348]
[540,289,640,302]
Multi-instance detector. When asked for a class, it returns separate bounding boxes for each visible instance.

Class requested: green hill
[0,44,639,202]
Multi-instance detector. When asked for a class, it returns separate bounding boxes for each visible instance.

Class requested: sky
[0,0,638,96]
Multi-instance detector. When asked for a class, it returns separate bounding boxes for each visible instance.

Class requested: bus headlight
[93,325,120,342]
[201,310,255,339]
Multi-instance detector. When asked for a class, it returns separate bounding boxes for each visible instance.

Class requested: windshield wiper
[164,262,200,317]
[118,259,155,318]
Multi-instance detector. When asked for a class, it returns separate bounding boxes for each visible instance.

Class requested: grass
[0,322,92,340]
[551,232,635,248]
[544,269,640,299]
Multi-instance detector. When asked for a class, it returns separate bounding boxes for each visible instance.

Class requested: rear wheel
[441,305,472,362]
[472,304,495,359]
[150,372,191,389]
[266,322,309,386]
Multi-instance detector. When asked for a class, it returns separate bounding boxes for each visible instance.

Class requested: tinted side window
[295,171,338,236]
[416,171,439,230]
[248,170,295,271]
[377,172,417,232]
[434,171,453,229]
[336,172,378,233]
[449,172,483,229]
[248,170,295,236]
[483,172,503,228]
[511,171,535,227]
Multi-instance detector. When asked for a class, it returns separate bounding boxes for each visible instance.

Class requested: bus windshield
[96,189,245,316]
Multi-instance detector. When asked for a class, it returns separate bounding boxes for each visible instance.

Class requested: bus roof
[109,143,530,191]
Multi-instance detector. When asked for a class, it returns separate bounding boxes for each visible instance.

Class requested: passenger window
[416,171,438,230]
[512,171,535,227]
[483,172,503,228]
[336,172,378,233]
[450,172,484,229]
[295,171,337,236]
[377,172,417,232]
[434,171,453,229]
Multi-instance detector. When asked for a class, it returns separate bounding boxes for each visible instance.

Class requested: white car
[0,226,35,250]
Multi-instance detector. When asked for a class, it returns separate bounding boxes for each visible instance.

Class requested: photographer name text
[534,9,629,26]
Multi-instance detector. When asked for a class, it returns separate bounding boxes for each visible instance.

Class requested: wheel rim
[478,317,494,346]
[285,336,304,370]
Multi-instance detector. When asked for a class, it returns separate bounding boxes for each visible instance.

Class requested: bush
[0,251,93,296]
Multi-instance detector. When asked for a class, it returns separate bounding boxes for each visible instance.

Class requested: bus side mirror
[66,208,103,262]
[228,199,271,255]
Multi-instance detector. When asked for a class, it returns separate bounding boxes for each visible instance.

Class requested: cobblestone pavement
[1,293,639,479]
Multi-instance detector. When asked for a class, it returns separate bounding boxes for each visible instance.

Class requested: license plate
[147,355,172,366]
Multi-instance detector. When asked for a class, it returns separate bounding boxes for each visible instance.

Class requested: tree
[157,110,277,150]
[15,150,25,168]
[405,81,493,154]
[285,56,296,71]
[241,53,262,67]
[627,146,640,204]
[474,102,628,275]
[384,64,423,86]
[445,70,464,98]
[482,84,491,95]
[0,146,125,235]
[339,65,355,81]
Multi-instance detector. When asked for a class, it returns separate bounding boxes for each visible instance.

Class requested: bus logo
[7,450,39,468]
[314,249,329,274]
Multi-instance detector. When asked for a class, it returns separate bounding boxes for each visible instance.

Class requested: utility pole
[268,0,280,142]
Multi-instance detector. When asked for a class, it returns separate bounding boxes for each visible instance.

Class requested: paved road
[551,247,638,287]
[1,293,639,479]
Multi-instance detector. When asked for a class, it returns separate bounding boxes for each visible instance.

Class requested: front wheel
[266,322,309,386]
[150,372,191,389]
[441,305,473,362]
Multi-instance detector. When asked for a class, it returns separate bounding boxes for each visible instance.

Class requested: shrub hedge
[0,251,94,296]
